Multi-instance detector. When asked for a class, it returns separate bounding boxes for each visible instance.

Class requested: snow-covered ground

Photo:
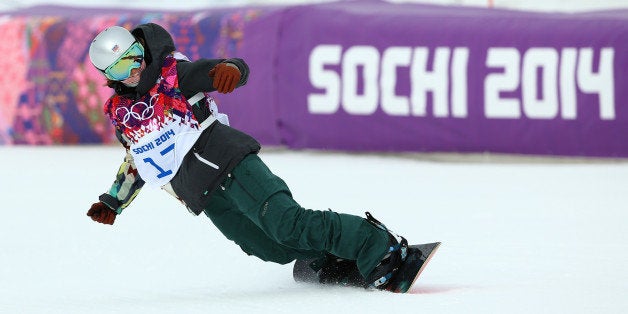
[1,146,627,313]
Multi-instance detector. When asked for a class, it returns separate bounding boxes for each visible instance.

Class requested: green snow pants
[202,153,390,278]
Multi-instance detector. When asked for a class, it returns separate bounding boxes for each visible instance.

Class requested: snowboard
[293,242,441,293]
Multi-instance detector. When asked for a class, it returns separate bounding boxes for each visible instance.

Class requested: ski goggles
[103,41,145,81]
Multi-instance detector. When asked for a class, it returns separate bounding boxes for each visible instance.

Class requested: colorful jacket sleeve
[98,130,145,214]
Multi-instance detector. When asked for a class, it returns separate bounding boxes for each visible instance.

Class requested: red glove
[209,63,241,94]
[86,202,116,225]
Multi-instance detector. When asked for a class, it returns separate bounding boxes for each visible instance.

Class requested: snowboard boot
[363,212,409,290]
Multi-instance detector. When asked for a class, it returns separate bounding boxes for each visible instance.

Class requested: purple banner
[2,1,627,157]
[271,2,628,157]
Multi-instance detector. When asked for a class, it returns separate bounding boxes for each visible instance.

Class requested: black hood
[113,23,176,97]
[131,23,176,96]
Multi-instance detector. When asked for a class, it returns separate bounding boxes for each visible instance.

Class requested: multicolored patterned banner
[0,6,270,145]
[1,2,627,157]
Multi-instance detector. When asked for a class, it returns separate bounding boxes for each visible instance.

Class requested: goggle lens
[104,42,145,81]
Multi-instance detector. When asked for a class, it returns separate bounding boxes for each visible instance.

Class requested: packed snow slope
[1,146,627,314]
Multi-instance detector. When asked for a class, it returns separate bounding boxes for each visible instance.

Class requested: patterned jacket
[98,23,259,215]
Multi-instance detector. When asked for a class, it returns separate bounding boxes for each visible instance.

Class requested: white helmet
[89,26,136,70]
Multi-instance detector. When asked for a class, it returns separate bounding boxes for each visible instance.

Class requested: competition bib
[129,113,215,187]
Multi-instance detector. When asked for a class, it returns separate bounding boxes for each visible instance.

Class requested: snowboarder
[86,23,412,291]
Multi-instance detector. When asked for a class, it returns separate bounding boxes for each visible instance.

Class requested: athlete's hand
[86,202,116,225]
[209,63,240,94]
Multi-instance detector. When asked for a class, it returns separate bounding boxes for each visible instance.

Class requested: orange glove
[209,63,241,94]
[86,202,116,225]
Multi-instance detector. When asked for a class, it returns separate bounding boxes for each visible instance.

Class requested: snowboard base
[293,242,441,293]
